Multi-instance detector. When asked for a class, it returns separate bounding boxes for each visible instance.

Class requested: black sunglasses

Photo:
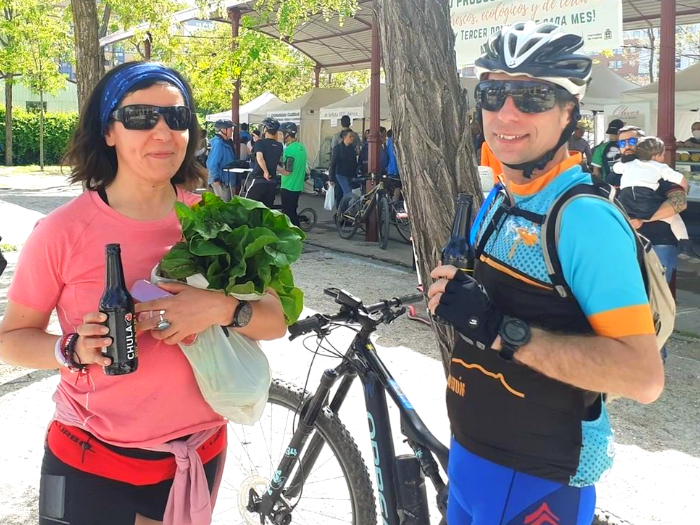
[475,80,574,114]
[110,105,191,131]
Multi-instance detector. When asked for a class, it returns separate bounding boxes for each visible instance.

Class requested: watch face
[236,302,253,327]
[503,318,530,345]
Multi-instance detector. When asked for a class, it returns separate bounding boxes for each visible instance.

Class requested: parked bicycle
[216,288,449,525]
[336,173,392,249]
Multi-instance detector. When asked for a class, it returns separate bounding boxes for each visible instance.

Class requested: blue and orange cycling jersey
[447,154,654,491]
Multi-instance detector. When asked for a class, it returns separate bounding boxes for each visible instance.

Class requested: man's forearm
[514,328,663,403]
[649,191,687,221]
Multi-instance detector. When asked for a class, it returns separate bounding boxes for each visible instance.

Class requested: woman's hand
[427,264,458,315]
[135,281,235,345]
[74,312,113,367]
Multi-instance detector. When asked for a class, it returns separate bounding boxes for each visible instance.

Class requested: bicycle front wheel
[214,379,377,525]
[377,195,390,250]
[336,194,362,240]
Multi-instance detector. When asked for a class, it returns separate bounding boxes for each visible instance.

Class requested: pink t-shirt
[9,187,224,447]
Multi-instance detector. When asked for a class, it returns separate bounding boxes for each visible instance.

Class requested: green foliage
[166,23,369,115]
[160,192,306,324]
[254,0,358,36]
[0,107,77,165]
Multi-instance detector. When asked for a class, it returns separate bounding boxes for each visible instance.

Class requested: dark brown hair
[63,62,206,190]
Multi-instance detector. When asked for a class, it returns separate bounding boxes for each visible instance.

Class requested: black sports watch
[228,300,253,328]
[497,316,531,361]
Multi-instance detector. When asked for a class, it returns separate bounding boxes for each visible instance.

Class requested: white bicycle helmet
[474,22,592,177]
[475,21,592,98]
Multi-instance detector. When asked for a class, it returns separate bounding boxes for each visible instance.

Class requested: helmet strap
[500,102,581,179]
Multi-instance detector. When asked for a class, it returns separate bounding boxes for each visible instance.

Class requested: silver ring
[156,310,171,331]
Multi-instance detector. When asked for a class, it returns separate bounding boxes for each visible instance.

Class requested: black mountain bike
[215,288,449,525]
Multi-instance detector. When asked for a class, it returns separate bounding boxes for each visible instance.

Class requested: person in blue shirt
[427,21,664,525]
[239,122,252,145]
[206,119,237,201]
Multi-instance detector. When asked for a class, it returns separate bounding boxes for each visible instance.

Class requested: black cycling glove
[434,271,503,350]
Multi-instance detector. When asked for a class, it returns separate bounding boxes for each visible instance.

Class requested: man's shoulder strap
[541,181,649,298]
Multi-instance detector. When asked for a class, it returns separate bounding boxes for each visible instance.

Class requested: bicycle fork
[250,367,342,523]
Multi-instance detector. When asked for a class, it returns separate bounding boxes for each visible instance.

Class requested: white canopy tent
[619,63,700,139]
[320,85,390,121]
[583,63,639,112]
[205,92,284,124]
[261,87,349,167]
[622,62,700,111]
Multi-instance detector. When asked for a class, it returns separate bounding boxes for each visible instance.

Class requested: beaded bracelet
[59,333,87,373]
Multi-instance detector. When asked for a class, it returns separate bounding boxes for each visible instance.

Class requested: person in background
[239,122,252,145]
[676,121,700,149]
[385,129,402,202]
[246,117,283,208]
[568,124,592,165]
[195,127,208,167]
[0,61,286,525]
[278,122,307,226]
[591,118,624,182]
[331,115,361,155]
[206,119,237,201]
[358,129,370,174]
[329,129,358,205]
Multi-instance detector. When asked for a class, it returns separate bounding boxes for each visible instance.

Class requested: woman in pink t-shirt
[0,63,286,525]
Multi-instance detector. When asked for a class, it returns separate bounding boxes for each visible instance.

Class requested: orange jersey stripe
[452,358,525,398]
[510,154,583,196]
[587,304,655,338]
[480,255,553,291]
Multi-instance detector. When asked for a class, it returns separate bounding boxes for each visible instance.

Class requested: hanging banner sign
[451,0,623,66]
[320,108,364,120]
[267,109,301,124]
[603,102,650,132]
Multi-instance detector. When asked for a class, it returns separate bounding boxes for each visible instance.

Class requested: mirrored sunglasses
[110,105,191,131]
[618,137,639,148]
[475,80,573,114]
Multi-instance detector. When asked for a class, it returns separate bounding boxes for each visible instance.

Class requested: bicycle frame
[251,326,449,525]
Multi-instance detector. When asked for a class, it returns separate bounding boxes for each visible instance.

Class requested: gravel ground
[1,171,699,525]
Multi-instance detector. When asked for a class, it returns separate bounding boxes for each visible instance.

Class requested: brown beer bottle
[99,244,138,375]
[441,193,475,274]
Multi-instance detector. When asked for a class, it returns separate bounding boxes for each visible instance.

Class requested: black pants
[39,446,220,525]
[246,178,277,208]
[280,189,301,226]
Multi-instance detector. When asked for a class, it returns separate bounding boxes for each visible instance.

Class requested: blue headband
[99,63,191,133]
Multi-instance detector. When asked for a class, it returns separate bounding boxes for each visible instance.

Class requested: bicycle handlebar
[288,292,425,340]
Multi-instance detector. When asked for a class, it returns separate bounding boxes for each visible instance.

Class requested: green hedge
[0,108,78,165]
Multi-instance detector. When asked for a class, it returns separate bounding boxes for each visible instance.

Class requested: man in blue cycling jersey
[427,22,664,525]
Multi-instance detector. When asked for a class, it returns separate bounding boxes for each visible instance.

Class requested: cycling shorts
[448,439,596,525]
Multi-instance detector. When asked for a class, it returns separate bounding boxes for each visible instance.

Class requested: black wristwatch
[228,300,253,328]
[498,316,531,361]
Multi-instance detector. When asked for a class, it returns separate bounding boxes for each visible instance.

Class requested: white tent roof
[622,61,700,110]
[320,85,390,120]
[205,92,284,124]
[318,78,479,121]
[262,87,349,124]
[582,63,639,112]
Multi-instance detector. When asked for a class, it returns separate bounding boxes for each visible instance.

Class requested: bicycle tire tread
[269,379,378,525]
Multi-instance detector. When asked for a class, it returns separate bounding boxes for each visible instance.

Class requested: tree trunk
[375,0,481,374]
[39,88,45,171]
[4,75,13,166]
[71,0,102,112]
[98,5,112,74]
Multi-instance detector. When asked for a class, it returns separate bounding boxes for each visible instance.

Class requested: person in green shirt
[279,122,307,226]
[591,118,624,183]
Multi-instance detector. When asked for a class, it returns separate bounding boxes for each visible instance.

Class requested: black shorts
[39,445,221,525]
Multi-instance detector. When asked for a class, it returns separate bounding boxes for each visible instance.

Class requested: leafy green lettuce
[160,193,305,324]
